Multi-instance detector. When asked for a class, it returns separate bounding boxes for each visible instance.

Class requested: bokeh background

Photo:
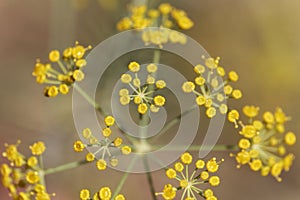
[0,0,299,199]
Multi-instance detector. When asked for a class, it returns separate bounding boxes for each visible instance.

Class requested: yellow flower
[119,61,167,115]
[177,16,194,30]
[183,56,242,118]
[116,3,193,47]
[73,141,85,152]
[80,187,125,200]
[30,142,46,155]
[232,106,296,181]
[32,41,92,98]
[74,122,131,170]
[104,116,115,127]
[157,153,223,200]
[80,189,90,200]
[155,184,177,200]
[26,171,40,184]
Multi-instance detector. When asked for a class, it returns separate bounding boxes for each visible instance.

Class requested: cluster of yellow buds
[119,61,166,115]
[182,56,242,118]
[80,186,125,200]
[1,141,54,200]
[229,106,296,181]
[32,41,92,97]
[156,152,223,200]
[73,116,132,171]
[116,3,193,47]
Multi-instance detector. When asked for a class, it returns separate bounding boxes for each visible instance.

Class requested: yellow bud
[166,168,177,179]
[121,74,132,83]
[86,153,95,162]
[138,103,148,114]
[99,187,111,199]
[121,146,131,155]
[194,64,205,74]
[49,50,60,62]
[102,128,112,137]
[181,152,192,164]
[209,176,220,186]
[285,132,296,146]
[147,63,158,73]
[154,95,166,106]
[96,159,107,170]
[228,71,239,82]
[104,116,115,126]
[156,80,166,89]
[128,61,140,72]
[73,141,85,152]
[182,81,195,93]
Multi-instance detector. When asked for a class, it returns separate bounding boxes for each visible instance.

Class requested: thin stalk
[73,84,106,116]
[43,160,89,175]
[39,155,46,186]
[139,49,161,139]
[112,156,137,198]
[143,157,157,200]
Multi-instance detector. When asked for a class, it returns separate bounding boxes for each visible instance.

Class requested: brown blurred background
[0,0,299,199]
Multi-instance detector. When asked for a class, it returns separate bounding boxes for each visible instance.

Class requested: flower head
[182,56,242,118]
[74,116,131,171]
[32,41,92,97]
[156,152,223,200]
[80,186,125,200]
[119,62,166,115]
[1,141,53,199]
[116,4,193,47]
[231,106,296,181]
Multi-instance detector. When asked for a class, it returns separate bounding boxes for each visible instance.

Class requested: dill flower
[73,116,132,171]
[80,186,125,200]
[1,141,54,199]
[119,61,167,115]
[156,152,223,200]
[116,3,193,47]
[182,56,242,118]
[32,41,92,97]
[231,106,296,181]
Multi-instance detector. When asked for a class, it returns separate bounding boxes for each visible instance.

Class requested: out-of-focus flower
[74,116,131,171]
[32,41,92,97]
[116,3,193,47]
[156,152,223,200]
[182,56,242,118]
[231,106,296,181]
[119,61,166,115]
[80,186,125,200]
[1,141,54,200]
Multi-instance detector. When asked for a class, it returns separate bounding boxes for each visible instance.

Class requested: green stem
[39,155,46,186]
[112,156,137,198]
[139,49,161,139]
[43,160,89,175]
[73,84,106,116]
[143,157,157,200]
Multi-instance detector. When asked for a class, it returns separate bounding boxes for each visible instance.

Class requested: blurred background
[0,0,299,199]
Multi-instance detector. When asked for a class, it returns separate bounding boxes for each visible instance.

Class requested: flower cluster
[229,106,296,181]
[119,61,166,115]
[116,3,193,47]
[80,186,125,200]
[156,152,223,200]
[1,141,54,200]
[182,56,242,118]
[32,41,92,97]
[73,116,132,171]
